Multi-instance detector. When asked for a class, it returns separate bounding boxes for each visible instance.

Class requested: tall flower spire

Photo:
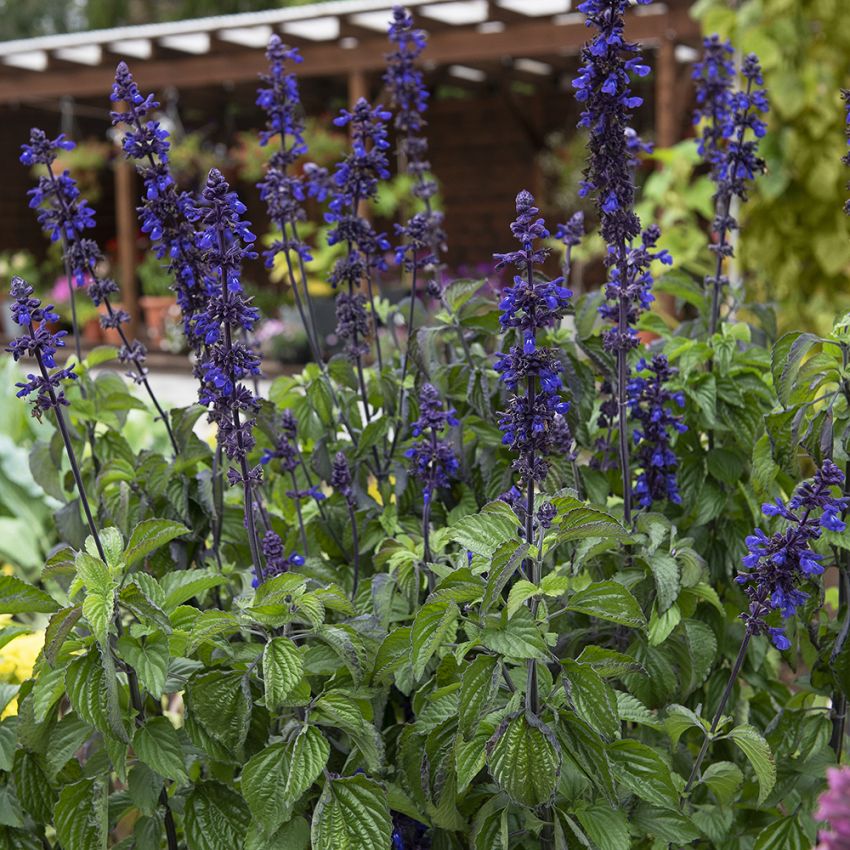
[572,0,663,524]
[110,62,208,346]
[21,128,178,454]
[693,42,769,333]
[843,88,850,215]
[191,168,265,585]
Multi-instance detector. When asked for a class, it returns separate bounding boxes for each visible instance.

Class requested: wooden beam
[0,8,700,105]
[654,34,677,149]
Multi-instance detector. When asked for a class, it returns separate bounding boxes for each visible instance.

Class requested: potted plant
[138,253,179,351]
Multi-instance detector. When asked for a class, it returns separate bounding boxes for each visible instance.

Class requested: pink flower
[51,273,92,303]
[817,766,850,850]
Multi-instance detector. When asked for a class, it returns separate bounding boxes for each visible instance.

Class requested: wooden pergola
[0,0,702,336]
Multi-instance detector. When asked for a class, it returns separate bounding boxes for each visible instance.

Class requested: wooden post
[655,34,677,149]
[348,68,368,108]
[114,156,139,341]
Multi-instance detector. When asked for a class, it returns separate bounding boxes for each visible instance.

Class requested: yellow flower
[367,475,396,506]
[0,615,45,718]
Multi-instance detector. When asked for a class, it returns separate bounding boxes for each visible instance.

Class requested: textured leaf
[575,646,645,678]
[648,552,680,613]
[263,636,303,709]
[134,717,187,782]
[555,507,630,545]
[316,625,367,684]
[728,724,775,804]
[575,805,629,850]
[458,655,500,739]
[43,606,82,666]
[753,816,808,850]
[55,778,107,850]
[483,541,529,611]
[700,761,743,805]
[13,750,54,823]
[486,712,560,807]
[567,581,646,629]
[160,568,225,611]
[46,714,91,777]
[245,817,311,850]
[311,773,392,850]
[0,575,58,614]
[563,660,619,740]
[185,781,251,850]
[480,606,548,659]
[241,744,293,835]
[771,332,821,407]
[506,579,538,619]
[449,501,521,557]
[186,670,252,753]
[411,599,458,679]
[608,740,678,809]
[124,518,190,568]
[82,590,113,645]
[284,725,330,805]
[118,632,169,698]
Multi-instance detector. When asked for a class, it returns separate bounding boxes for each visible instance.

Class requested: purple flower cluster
[110,62,207,342]
[256,37,313,269]
[816,765,850,850]
[6,276,76,414]
[737,461,847,650]
[572,0,651,247]
[627,355,686,508]
[692,36,736,177]
[693,41,768,331]
[405,384,459,503]
[259,529,304,584]
[326,100,392,361]
[386,7,446,274]
[495,191,572,485]
[331,451,354,506]
[261,410,325,503]
[191,169,261,467]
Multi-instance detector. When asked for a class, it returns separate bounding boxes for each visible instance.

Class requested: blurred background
[0,0,848,361]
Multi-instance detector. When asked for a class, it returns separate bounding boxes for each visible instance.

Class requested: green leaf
[648,552,680,613]
[46,714,91,777]
[263,636,303,709]
[124,519,190,568]
[241,744,293,835]
[75,552,112,595]
[284,725,330,805]
[567,581,646,629]
[55,778,107,850]
[700,761,743,805]
[134,717,187,782]
[458,655,500,739]
[555,506,630,545]
[185,781,251,850]
[186,670,252,753]
[13,750,54,823]
[505,580,541,618]
[727,724,775,804]
[771,332,821,407]
[443,277,484,312]
[648,603,680,646]
[664,704,705,746]
[483,541,529,611]
[117,632,169,698]
[481,606,548,659]
[753,816,808,850]
[315,625,367,684]
[82,590,113,646]
[486,712,560,807]
[245,817,311,850]
[160,568,225,611]
[575,646,645,678]
[0,575,58,614]
[575,804,630,850]
[410,599,458,679]
[311,773,392,850]
[563,660,619,741]
[43,606,82,666]
[607,740,678,809]
[449,501,521,557]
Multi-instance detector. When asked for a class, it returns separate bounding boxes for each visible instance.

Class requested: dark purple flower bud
[405,384,459,502]
[331,451,354,505]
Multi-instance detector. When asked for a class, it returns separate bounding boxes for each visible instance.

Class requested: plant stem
[683,630,751,797]
[289,469,309,555]
[616,277,632,526]
[347,500,360,600]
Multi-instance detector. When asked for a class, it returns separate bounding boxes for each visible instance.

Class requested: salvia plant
[1,3,849,850]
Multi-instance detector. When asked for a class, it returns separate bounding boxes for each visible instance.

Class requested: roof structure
[0,0,700,104]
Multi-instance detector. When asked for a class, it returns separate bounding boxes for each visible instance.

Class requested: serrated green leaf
[134,716,187,782]
[648,552,680,613]
[486,712,560,808]
[727,724,775,804]
[648,603,681,646]
[458,655,499,739]
[124,518,190,568]
[13,750,54,823]
[245,817,311,850]
[55,778,107,850]
[160,569,225,611]
[185,781,251,850]
[186,670,252,753]
[700,761,743,805]
[567,581,646,629]
[449,501,521,557]
[608,740,678,809]
[0,575,58,614]
[118,632,169,698]
[411,599,458,679]
[575,804,629,850]
[505,578,538,618]
[664,704,705,746]
[563,660,619,741]
[82,590,113,645]
[575,646,645,678]
[315,625,366,684]
[46,714,90,777]
[481,605,548,659]
[311,773,392,850]
[263,636,303,709]
[753,816,808,850]
[483,541,529,611]
[43,605,82,666]
[241,744,293,835]
[284,725,330,805]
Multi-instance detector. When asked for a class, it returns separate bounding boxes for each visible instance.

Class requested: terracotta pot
[82,316,102,344]
[140,295,177,351]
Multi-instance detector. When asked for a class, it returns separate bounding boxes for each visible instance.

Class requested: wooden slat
[0,8,699,104]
